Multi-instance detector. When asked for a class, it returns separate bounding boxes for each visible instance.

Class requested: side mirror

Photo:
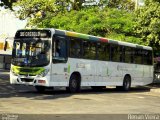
[4,41,8,51]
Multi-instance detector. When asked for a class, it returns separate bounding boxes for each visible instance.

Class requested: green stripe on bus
[12,66,45,75]
[68,64,70,73]
[78,33,89,40]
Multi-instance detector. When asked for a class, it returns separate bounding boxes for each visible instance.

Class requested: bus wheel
[68,74,80,93]
[35,86,45,93]
[122,75,131,91]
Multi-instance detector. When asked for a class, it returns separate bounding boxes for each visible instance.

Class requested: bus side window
[148,50,153,65]
[110,44,121,62]
[53,36,67,58]
[135,48,143,64]
[143,50,153,65]
[69,38,82,58]
[143,50,148,65]
[98,42,110,61]
[120,46,125,62]
[83,41,96,60]
[125,46,132,63]
[130,48,135,63]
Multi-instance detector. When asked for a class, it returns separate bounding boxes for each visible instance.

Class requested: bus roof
[54,29,152,51]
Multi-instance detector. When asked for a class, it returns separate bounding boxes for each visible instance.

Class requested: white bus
[5,28,153,93]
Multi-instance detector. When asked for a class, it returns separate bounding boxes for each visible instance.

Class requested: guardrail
[0,54,12,70]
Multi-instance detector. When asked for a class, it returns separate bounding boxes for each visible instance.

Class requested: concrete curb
[146,83,160,93]
[150,88,160,93]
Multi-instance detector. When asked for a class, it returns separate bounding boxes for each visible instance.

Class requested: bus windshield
[12,38,50,67]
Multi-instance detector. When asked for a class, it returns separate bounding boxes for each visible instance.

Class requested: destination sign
[15,30,51,38]
[20,32,41,37]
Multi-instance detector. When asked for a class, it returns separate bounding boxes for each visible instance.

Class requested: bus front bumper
[10,74,49,87]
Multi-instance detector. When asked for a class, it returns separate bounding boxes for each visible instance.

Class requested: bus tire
[122,75,131,91]
[35,86,45,93]
[68,74,81,93]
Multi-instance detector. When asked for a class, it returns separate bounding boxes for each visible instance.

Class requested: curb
[147,83,160,93]
[150,88,160,93]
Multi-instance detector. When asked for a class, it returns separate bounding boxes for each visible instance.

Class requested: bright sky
[0,8,26,38]
[0,8,26,54]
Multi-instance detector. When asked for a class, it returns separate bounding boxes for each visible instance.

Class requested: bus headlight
[39,69,49,77]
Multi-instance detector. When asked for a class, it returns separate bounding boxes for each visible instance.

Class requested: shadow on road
[0,82,152,100]
[0,72,159,100]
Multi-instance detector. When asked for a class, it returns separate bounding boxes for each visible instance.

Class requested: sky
[0,8,26,54]
[0,8,26,39]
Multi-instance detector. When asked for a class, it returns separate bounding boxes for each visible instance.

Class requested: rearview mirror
[4,41,8,51]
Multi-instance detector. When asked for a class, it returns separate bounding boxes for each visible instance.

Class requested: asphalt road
[0,70,160,120]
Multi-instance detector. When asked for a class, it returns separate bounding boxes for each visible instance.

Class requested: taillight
[38,80,46,84]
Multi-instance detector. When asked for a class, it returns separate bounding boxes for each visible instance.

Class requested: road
[0,70,160,120]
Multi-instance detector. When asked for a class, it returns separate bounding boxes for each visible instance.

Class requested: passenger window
[97,42,110,61]
[110,45,121,62]
[52,35,67,63]
[83,41,96,60]
[125,47,133,63]
[143,50,153,65]
[70,38,82,58]
[135,49,142,64]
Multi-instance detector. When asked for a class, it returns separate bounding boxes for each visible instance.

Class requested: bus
[4,28,154,93]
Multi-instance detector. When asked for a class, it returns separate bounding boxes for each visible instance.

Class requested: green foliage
[13,0,144,45]
[14,0,91,20]
[0,0,16,10]
[107,0,135,11]
[14,0,57,20]
[14,0,90,26]
[38,7,140,44]
[135,0,160,49]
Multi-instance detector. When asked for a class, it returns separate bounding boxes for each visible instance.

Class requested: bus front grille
[19,73,35,76]
[21,78,34,82]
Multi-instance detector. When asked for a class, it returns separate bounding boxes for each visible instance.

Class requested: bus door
[51,35,68,86]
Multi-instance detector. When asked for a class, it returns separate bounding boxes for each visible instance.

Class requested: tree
[14,0,141,45]
[14,0,89,26]
[107,0,135,11]
[14,0,57,20]
[0,0,16,10]
[135,0,160,49]
[38,7,140,44]
[14,0,136,27]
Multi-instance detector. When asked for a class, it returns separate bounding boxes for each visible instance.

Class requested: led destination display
[15,30,51,38]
